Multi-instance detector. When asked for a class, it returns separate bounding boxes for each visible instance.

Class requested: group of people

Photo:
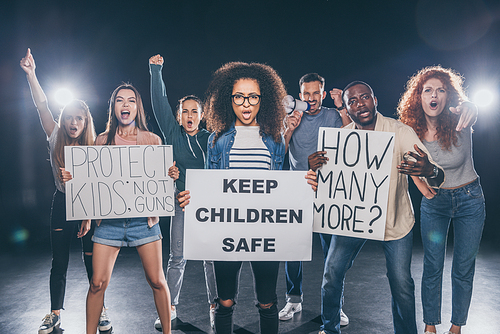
[21,47,484,334]
[279,69,483,334]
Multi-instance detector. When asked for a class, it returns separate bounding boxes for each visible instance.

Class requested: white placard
[313,128,394,241]
[64,145,175,220]
[184,170,314,261]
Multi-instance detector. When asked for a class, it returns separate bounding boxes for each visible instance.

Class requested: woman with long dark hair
[84,83,175,334]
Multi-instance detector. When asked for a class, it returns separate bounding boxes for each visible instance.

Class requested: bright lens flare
[55,88,74,106]
[472,89,496,108]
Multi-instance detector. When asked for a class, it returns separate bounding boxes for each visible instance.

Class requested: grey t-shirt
[423,125,478,188]
[289,106,343,171]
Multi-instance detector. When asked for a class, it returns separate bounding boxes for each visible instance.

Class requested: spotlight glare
[54,88,74,106]
[472,89,495,108]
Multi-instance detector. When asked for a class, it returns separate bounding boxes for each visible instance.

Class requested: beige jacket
[344,113,444,240]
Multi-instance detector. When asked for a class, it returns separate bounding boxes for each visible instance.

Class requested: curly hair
[104,83,149,145]
[397,66,467,150]
[204,61,286,144]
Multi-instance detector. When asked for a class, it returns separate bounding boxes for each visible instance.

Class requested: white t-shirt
[230,126,271,170]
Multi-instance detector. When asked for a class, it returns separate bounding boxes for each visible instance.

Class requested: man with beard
[279,73,350,324]
[313,81,444,334]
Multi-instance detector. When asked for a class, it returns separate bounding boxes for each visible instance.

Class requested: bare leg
[220,299,234,307]
[86,243,120,334]
[449,324,461,334]
[424,324,437,333]
[137,240,171,334]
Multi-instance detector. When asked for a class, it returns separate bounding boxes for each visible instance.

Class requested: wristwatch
[337,105,345,111]
[429,165,439,179]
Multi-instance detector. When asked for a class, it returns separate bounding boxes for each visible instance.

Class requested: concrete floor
[1,232,498,334]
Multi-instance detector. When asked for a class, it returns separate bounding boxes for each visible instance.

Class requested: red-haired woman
[398,66,485,334]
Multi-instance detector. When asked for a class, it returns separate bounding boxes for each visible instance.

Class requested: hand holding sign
[308,151,328,171]
[60,168,72,184]
[168,162,179,181]
[177,190,190,209]
[305,169,318,191]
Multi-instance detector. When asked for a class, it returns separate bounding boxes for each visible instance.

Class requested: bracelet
[429,165,438,179]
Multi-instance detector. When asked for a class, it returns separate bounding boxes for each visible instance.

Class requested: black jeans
[49,190,94,310]
[214,260,279,334]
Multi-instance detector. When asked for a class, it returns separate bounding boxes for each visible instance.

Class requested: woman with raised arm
[149,54,217,330]
[20,48,112,334]
[398,66,485,334]
[177,61,317,334]
[84,83,174,334]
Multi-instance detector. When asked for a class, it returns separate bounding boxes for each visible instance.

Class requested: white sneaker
[278,302,302,321]
[38,312,60,334]
[209,305,216,329]
[340,309,349,326]
[154,317,162,332]
[154,308,177,332]
[99,307,112,332]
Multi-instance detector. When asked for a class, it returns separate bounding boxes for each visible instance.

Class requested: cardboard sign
[184,170,314,261]
[313,128,394,241]
[64,145,175,220]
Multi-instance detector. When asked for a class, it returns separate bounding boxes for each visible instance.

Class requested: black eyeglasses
[231,94,261,106]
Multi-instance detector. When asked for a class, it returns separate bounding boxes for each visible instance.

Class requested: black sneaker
[99,307,112,332]
[38,312,60,334]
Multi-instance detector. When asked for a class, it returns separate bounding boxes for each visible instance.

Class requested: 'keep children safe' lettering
[194,178,302,253]
[184,169,314,261]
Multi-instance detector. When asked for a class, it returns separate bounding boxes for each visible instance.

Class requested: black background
[1,0,499,252]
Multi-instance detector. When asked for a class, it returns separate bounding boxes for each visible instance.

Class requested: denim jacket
[205,124,285,171]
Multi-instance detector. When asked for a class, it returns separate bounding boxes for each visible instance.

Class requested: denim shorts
[92,217,162,247]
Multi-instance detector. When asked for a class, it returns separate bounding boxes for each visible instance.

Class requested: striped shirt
[230,126,271,170]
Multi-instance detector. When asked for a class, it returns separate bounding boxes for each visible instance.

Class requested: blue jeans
[321,231,417,334]
[420,178,485,327]
[93,217,162,247]
[284,233,331,303]
[166,191,217,305]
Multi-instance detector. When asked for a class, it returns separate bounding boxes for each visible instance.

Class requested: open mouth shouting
[68,125,78,136]
[120,109,131,119]
[241,109,253,120]
[305,100,318,113]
